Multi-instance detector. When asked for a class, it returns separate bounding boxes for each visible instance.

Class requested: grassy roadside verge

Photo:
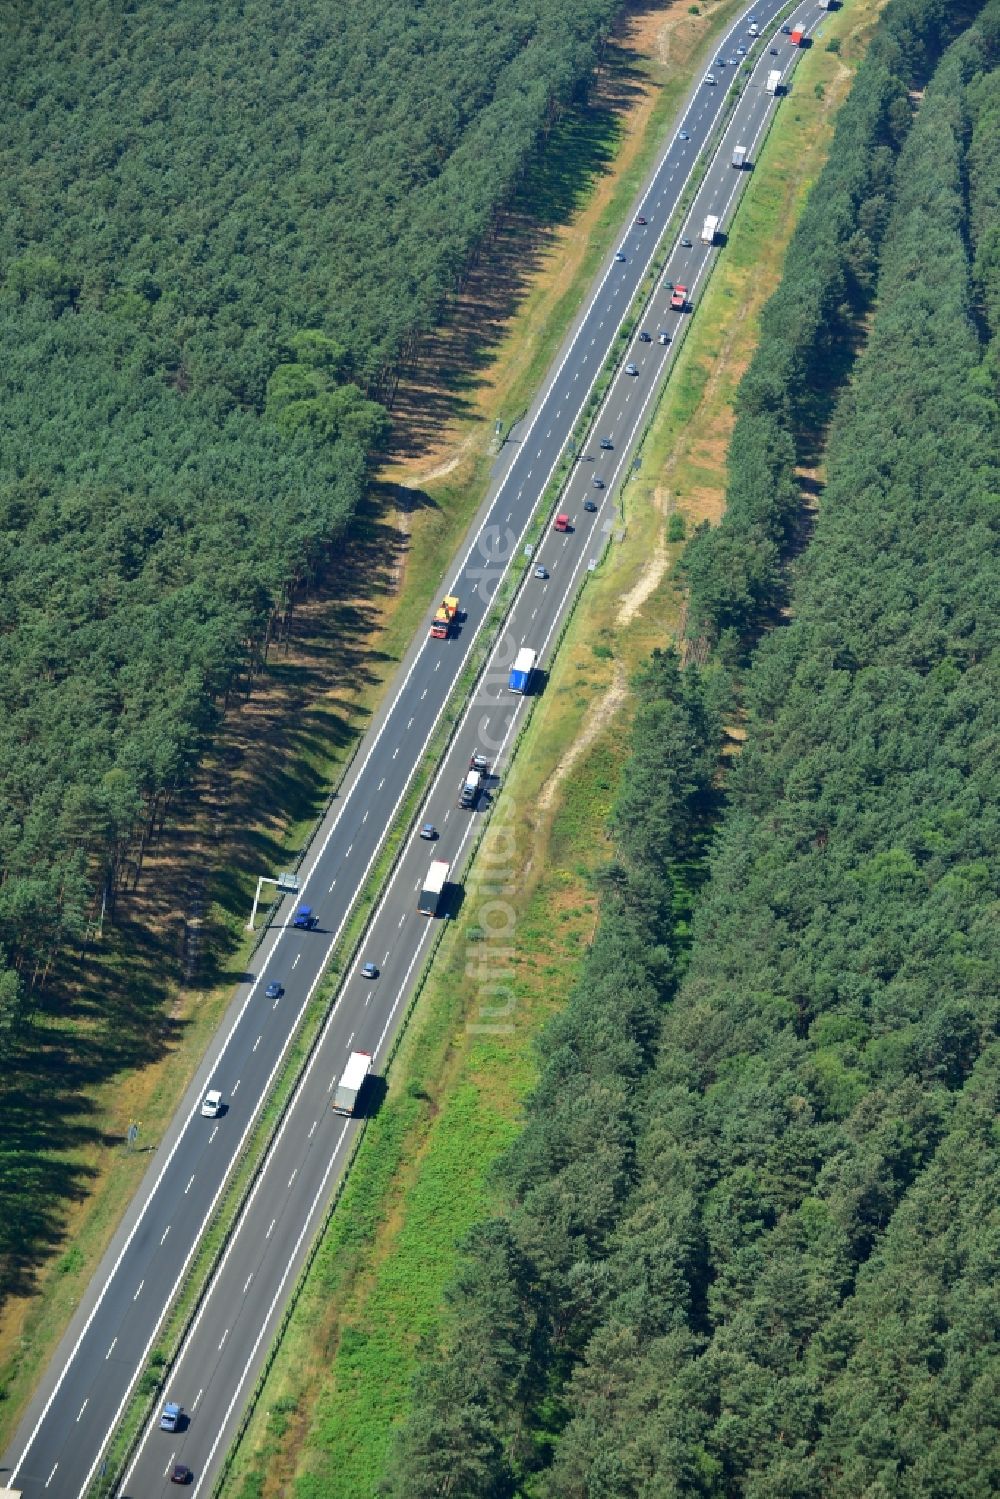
[0,0,749,1451]
[220,4,887,1494]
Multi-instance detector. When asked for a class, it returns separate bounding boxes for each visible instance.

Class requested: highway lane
[3,5,822,1495]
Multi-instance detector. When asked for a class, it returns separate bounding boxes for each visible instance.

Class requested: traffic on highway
[3,4,825,1494]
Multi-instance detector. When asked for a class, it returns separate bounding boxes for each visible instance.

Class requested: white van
[704,73,716,85]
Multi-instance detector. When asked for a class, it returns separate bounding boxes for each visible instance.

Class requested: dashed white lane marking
[185,1175,195,1194]
[266,1219,276,1239]
[378,777,384,790]
[133,1279,144,1301]
[288,1169,297,1188]
[232,1078,241,1095]
[252,1036,261,1053]
[45,1464,58,1488]
[76,1400,88,1422]
[398,913,405,927]
[292,953,301,969]
[219,1328,229,1350]
[434,660,441,671]
[160,1226,170,1246]
[308,1118,318,1139]
[407,716,414,730]
[193,1387,204,1410]
[243,1273,253,1294]
[210,1124,219,1142]
[420,688,427,700]
[106,1338,117,1360]
[345,843,353,856]
[329,878,337,890]
[363,808,370,821]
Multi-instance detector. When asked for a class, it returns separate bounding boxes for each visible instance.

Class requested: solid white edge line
[19,0,803,1488]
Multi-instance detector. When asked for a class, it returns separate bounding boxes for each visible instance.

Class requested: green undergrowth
[218,2,885,1493]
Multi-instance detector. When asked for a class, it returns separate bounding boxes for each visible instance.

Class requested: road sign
[126,1123,140,1151]
[277,872,299,893]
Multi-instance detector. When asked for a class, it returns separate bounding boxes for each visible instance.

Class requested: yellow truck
[430,595,460,639]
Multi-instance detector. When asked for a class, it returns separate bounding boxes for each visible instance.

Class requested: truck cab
[292,905,318,929]
[670,284,688,311]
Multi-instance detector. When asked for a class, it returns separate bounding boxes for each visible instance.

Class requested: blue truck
[508,647,537,694]
[292,905,318,929]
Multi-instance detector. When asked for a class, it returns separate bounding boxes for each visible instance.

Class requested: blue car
[160,1402,182,1432]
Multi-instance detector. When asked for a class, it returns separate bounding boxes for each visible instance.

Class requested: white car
[201,1089,223,1118]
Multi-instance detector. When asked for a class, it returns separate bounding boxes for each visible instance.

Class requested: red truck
[670,284,688,311]
[790,25,805,44]
[553,513,571,532]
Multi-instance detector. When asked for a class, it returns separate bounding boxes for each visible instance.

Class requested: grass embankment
[221,4,887,1494]
[0,0,747,1454]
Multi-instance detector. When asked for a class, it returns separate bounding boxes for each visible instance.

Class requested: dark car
[599,437,613,450]
[171,1466,192,1486]
[635,214,648,225]
[638,330,652,342]
[264,981,283,1000]
[583,499,598,512]
[419,823,437,840]
[614,250,626,262]
[592,476,605,488]
[680,236,692,248]
[361,962,379,980]
[770,45,778,54]
[781,23,791,32]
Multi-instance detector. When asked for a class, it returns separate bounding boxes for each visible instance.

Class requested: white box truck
[732,144,748,169]
[333,1050,371,1116]
[701,214,719,245]
[766,69,782,95]
[418,860,449,916]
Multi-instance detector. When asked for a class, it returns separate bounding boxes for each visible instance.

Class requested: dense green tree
[384,5,1000,1494]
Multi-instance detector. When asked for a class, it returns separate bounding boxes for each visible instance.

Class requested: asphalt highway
[2,4,825,1494]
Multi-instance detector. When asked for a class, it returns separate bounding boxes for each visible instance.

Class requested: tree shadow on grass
[0,15,660,1316]
[386,33,649,462]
